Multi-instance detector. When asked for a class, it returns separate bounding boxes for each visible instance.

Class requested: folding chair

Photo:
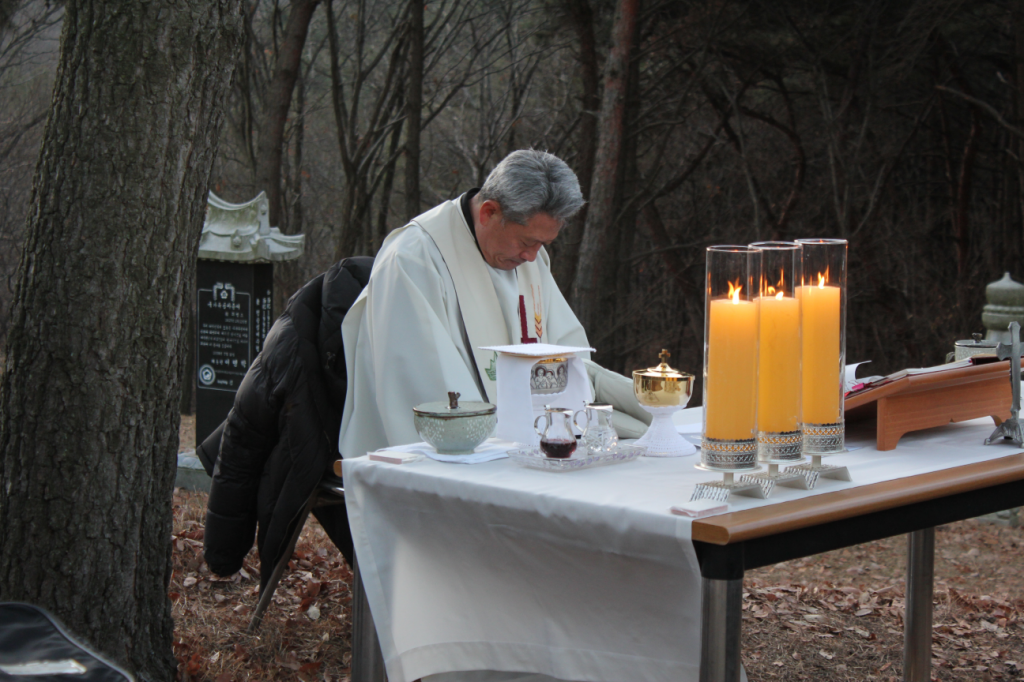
[246,472,386,682]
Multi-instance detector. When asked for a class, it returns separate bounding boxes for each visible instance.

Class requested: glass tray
[507,443,645,471]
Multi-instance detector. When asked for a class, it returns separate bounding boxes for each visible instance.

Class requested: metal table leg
[904,527,935,682]
[700,577,744,682]
[351,557,387,682]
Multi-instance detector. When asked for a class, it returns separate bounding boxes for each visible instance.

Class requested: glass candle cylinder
[702,246,761,470]
[796,238,848,455]
[750,241,803,462]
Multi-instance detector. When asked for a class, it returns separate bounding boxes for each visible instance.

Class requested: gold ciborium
[632,350,696,457]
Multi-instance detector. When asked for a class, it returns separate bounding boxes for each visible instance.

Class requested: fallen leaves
[742,520,1024,681]
[170,488,353,682]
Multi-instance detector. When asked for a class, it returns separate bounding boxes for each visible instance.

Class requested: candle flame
[765,270,786,296]
[765,273,785,298]
[817,268,828,288]
[727,280,742,304]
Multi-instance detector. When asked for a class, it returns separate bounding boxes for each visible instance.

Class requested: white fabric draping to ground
[343,408,1023,682]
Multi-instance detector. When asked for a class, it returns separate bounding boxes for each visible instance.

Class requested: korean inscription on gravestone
[197,281,251,392]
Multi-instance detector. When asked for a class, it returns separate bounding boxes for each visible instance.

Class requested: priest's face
[476,199,561,271]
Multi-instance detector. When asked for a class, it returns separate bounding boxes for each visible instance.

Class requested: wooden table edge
[691,450,1024,545]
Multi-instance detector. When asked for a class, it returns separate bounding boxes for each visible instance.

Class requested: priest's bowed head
[338,149,651,458]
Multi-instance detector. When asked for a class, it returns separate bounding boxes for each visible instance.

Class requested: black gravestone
[195,260,274,446]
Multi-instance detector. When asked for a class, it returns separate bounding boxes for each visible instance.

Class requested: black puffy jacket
[202,257,372,589]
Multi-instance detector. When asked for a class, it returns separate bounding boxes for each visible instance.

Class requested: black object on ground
[0,602,133,681]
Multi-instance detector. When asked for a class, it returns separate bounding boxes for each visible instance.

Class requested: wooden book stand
[845,360,1019,451]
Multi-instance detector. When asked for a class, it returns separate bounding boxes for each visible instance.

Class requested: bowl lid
[414,391,496,417]
[633,349,691,381]
[955,333,997,349]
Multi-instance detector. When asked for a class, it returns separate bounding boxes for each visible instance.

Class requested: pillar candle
[757,294,801,433]
[705,297,758,440]
[799,283,841,424]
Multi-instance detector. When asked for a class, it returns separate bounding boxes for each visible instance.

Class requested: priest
[339,149,650,460]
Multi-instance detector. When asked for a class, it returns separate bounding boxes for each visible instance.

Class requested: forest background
[1,0,1022,393]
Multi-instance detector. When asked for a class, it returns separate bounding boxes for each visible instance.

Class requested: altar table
[342,412,1024,682]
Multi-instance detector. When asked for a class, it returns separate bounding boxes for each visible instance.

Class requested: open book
[843,354,1014,449]
[846,354,1001,397]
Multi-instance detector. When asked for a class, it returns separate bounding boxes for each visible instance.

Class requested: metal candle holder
[786,238,849,487]
[744,440,811,493]
[784,455,851,489]
[742,242,807,493]
[692,467,767,502]
[694,246,762,501]
[740,463,810,497]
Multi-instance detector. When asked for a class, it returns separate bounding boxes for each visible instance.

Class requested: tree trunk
[609,36,641,371]
[569,0,638,335]
[179,308,195,415]
[0,2,243,680]
[404,0,423,221]
[290,67,306,235]
[378,109,406,249]
[255,0,318,229]
[551,0,599,293]
[641,202,698,296]
[273,67,308,318]
[1015,1,1024,256]
[955,110,978,281]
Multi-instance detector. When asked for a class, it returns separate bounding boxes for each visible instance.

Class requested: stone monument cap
[986,272,1024,305]
[983,272,1024,341]
[199,191,304,263]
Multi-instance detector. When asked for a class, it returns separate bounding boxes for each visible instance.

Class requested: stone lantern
[979,272,1024,527]
[983,272,1024,344]
[195,191,304,445]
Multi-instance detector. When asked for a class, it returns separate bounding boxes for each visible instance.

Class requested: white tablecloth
[342,410,1023,682]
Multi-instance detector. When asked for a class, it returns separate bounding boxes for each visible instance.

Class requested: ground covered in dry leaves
[743,522,1024,681]
[172,490,354,682]
[171,491,1024,682]
[174,419,1024,681]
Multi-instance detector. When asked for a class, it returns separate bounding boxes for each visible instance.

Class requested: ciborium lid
[634,349,687,381]
[632,350,694,409]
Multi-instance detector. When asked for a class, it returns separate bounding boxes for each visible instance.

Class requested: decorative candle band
[801,422,845,455]
[700,437,758,471]
[757,429,803,462]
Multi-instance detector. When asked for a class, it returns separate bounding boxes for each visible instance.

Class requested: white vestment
[339,196,649,460]
[338,201,731,682]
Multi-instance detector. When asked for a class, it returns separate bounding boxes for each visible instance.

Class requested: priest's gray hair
[478,149,585,226]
